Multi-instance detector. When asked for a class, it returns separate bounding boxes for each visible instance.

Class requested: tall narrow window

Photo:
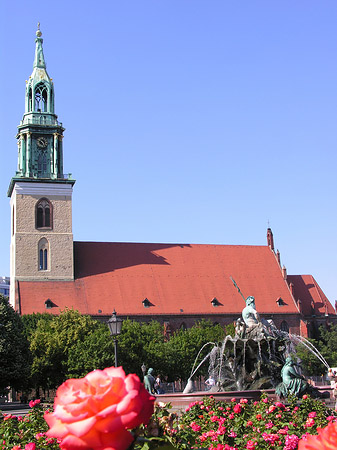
[28,88,32,112]
[38,238,49,271]
[35,84,48,112]
[39,249,44,270]
[37,153,48,177]
[36,198,52,229]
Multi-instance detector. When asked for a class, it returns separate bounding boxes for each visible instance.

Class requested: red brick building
[14,228,336,338]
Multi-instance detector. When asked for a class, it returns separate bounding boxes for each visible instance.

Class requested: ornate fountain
[183,277,330,399]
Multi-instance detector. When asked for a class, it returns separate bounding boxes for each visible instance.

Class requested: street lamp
[141,362,147,379]
[107,310,123,367]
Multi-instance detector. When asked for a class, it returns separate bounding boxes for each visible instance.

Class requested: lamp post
[107,310,123,367]
[141,362,147,380]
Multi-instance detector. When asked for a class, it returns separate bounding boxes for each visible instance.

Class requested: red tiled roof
[18,241,302,317]
[287,275,335,316]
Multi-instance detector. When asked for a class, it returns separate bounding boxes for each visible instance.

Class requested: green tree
[67,322,115,378]
[25,309,102,390]
[295,324,337,376]
[317,323,337,369]
[117,319,165,378]
[21,312,54,340]
[0,295,31,394]
[165,319,225,382]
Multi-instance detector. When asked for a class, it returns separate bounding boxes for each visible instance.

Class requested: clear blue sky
[0,1,336,305]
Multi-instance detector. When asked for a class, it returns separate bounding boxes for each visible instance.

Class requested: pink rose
[275,401,285,408]
[190,421,201,432]
[299,421,337,449]
[304,418,315,428]
[44,366,155,450]
[29,399,41,408]
[25,444,36,450]
[246,440,257,449]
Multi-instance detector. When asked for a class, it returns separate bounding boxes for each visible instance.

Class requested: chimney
[289,282,295,297]
[276,249,281,265]
[267,228,274,251]
[282,265,287,280]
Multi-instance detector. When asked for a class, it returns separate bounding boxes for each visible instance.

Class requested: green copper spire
[7,25,75,196]
[33,23,46,69]
[26,23,54,115]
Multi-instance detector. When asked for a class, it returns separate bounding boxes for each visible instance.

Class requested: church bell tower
[8,25,75,309]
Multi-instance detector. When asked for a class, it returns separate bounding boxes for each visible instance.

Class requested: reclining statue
[276,357,327,398]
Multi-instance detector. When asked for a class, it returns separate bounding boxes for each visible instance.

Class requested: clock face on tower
[37,136,48,148]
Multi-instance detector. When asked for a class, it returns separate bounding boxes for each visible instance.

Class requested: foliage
[0,400,59,449]
[66,322,115,378]
[25,308,103,390]
[0,295,31,394]
[2,390,337,450]
[22,313,227,390]
[317,324,337,369]
[224,322,235,338]
[164,393,337,449]
[295,324,337,376]
[21,313,54,340]
[117,319,166,379]
[164,320,225,381]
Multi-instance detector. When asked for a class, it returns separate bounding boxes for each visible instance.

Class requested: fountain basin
[155,387,334,413]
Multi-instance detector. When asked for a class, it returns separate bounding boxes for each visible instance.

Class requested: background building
[0,277,10,298]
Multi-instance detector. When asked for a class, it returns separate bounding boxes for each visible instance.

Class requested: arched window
[36,198,52,229]
[38,238,49,271]
[280,321,289,333]
[34,84,48,112]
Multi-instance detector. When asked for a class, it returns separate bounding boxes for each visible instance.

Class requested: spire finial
[33,24,45,68]
[36,22,42,38]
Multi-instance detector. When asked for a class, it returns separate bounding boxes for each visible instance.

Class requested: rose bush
[0,400,59,449]
[2,378,337,450]
[44,366,155,450]
[165,394,337,450]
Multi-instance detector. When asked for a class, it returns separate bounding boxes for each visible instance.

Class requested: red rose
[233,404,242,414]
[44,366,155,450]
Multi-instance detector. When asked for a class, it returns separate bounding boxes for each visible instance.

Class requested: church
[8,27,336,338]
